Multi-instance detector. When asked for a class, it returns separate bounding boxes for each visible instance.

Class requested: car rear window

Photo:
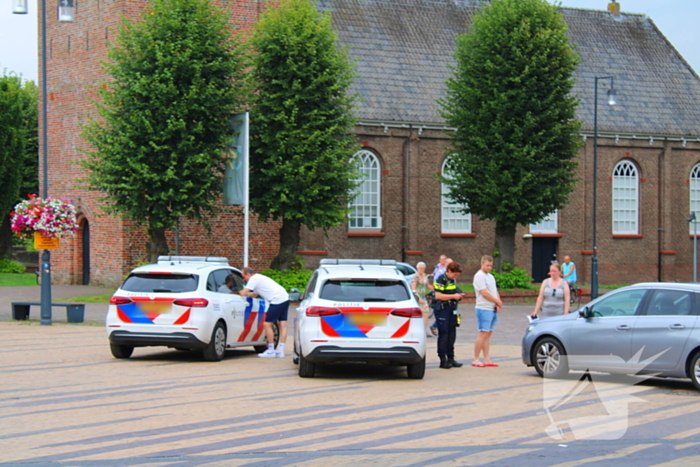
[121,273,198,293]
[320,280,410,302]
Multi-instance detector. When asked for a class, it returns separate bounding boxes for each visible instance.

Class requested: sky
[1,0,700,83]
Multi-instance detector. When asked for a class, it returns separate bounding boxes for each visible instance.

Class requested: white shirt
[473,269,499,311]
[245,274,289,305]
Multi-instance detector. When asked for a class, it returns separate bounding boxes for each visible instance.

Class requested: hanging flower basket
[10,194,78,239]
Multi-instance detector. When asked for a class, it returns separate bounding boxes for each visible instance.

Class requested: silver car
[522,283,700,389]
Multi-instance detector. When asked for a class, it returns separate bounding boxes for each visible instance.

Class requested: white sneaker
[258,349,277,358]
[276,350,285,358]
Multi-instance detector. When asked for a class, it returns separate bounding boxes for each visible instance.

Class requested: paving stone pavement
[2,286,700,466]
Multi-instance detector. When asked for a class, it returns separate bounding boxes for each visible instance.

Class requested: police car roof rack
[319,259,397,266]
[157,256,229,265]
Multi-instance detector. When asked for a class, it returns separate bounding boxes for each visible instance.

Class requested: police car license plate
[346,312,386,327]
[138,301,172,314]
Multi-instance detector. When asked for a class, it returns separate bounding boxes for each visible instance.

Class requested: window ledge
[441,233,476,238]
[613,234,643,239]
[531,233,563,238]
[348,231,385,237]
[297,250,328,256]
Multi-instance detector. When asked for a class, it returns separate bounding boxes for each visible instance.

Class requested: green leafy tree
[440,0,581,270]
[249,0,359,270]
[82,0,247,262]
[0,73,37,258]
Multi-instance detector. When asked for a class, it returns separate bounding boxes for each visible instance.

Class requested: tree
[82,0,248,262]
[440,0,581,270]
[0,73,37,258]
[248,0,358,270]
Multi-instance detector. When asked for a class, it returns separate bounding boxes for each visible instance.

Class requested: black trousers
[434,307,457,359]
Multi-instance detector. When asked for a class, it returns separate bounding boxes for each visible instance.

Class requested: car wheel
[272,322,280,348]
[533,337,569,378]
[407,357,426,379]
[110,343,134,359]
[202,322,227,361]
[689,351,700,390]
[298,351,316,378]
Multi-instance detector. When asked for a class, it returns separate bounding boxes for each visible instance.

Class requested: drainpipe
[401,128,412,263]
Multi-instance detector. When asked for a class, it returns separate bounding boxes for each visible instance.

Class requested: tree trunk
[270,218,300,270]
[0,216,14,259]
[494,223,516,273]
[147,226,169,263]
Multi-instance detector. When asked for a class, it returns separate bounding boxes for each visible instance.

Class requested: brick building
[43,0,700,287]
[43,0,280,287]
[300,0,700,285]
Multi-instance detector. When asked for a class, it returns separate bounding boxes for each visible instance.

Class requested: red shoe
[484,363,499,367]
[471,361,485,367]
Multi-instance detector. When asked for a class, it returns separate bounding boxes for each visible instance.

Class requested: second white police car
[106,256,275,361]
[293,259,427,379]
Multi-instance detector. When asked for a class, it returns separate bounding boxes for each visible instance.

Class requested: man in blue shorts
[472,255,502,367]
[240,267,290,358]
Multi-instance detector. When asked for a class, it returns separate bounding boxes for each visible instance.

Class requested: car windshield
[320,280,410,302]
[121,273,198,293]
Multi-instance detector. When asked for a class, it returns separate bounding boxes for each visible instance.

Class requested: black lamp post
[689,212,698,283]
[13,0,74,325]
[591,76,616,300]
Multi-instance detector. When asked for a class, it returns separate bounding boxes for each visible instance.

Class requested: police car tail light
[110,296,132,305]
[390,308,422,318]
[306,306,341,317]
[173,298,209,307]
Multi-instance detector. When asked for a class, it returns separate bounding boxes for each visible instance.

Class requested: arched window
[612,160,639,234]
[690,164,700,234]
[348,150,381,229]
[441,157,471,233]
[531,211,558,234]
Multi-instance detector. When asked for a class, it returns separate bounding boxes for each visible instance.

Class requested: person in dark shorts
[240,267,290,358]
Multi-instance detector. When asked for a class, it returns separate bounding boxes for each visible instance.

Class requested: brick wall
[300,128,700,286]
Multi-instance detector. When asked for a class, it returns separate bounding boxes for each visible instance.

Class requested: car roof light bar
[157,256,229,265]
[320,259,398,266]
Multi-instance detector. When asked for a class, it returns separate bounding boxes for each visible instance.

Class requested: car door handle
[616,325,632,331]
[670,324,686,330]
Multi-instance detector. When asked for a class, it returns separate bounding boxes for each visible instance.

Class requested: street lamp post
[689,212,698,282]
[591,76,616,300]
[14,0,74,325]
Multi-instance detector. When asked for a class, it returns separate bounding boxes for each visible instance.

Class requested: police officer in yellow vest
[432,261,465,369]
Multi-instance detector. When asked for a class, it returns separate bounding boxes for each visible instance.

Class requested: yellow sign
[34,232,60,250]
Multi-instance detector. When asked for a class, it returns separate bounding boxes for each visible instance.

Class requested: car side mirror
[579,306,592,319]
[289,288,301,302]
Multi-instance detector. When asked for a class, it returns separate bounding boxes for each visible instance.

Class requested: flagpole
[243,112,249,268]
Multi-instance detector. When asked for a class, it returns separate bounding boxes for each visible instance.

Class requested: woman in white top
[531,263,570,319]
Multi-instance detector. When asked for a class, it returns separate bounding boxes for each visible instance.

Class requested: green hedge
[261,269,312,293]
[0,258,27,274]
[492,267,535,290]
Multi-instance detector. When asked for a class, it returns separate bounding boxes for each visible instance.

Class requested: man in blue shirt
[562,256,577,286]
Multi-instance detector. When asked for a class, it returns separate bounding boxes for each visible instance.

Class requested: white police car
[293,259,426,379]
[106,256,275,361]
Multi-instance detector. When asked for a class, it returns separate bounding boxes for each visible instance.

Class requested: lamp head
[688,212,696,222]
[607,88,617,106]
[12,0,28,14]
